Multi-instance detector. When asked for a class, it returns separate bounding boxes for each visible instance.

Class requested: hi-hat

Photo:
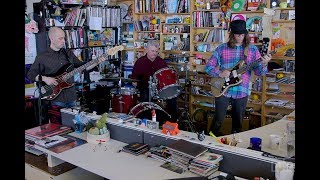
[100,77,140,82]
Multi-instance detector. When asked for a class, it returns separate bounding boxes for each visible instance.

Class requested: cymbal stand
[118,56,124,113]
[148,76,153,102]
[178,62,196,133]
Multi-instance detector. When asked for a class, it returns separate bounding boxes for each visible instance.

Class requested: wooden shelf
[273,7,295,10]
[162,23,190,25]
[161,13,190,15]
[233,10,264,14]
[167,62,189,65]
[192,9,221,12]
[135,31,160,33]
[193,41,221,44]
[248,102,262,106]
[162,33,190,35]
[272,20,295,23]
[193,27,223,29]
[271,56,295,60]
[265,93,295,98]
[264,104,295,110]
[251,90,262,94]
[192,52,212,55]
[266,82,295,86]
[162,50,190,54]
[136,12,161,15]
[250,112,262,116]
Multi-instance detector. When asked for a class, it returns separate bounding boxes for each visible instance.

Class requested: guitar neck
[236,50,275,74]
[63,54,107,80]
[236,58,262,75]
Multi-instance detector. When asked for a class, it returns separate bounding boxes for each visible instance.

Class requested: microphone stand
[37,63,44,126]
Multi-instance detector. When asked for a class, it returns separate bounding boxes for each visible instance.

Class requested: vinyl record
[231,0,245,12]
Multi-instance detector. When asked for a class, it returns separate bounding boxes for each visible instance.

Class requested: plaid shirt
[205,43,268,99]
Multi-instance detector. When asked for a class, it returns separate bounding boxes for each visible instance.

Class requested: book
[122,142,149,155]
[47,134,87,153]
[35,135,69,148]
[123,142,149,152]
[160,162,184,174]
[192,152,223,166]
[25,123,72,140]
[166,139,208,159]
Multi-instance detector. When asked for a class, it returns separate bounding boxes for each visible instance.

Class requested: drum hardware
[100,77,140,83]
[129,102,171,120]
[177,64,196,133]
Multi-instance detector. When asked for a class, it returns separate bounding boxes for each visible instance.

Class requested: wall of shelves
[119,0,295,132]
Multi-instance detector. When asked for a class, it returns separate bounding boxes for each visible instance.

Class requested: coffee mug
[250,137,262,151]
[269,134,282,149]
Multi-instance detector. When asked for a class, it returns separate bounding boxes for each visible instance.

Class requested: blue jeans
[51,101,76,108]
[212,96,248,134]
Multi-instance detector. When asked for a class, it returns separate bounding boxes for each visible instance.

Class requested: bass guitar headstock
[107,45,124,56]
[97,45,124,63]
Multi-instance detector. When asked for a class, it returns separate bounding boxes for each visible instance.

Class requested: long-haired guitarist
[27,27,98,124]
[205,20,272,136]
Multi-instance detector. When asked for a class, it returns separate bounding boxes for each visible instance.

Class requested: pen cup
[250,137,262,151]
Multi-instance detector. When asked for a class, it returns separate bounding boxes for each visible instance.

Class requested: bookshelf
[128,0,294,133]
[35,0,122,80]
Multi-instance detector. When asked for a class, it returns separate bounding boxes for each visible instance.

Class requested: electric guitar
[40,45,124,100]
[210,38,275,97]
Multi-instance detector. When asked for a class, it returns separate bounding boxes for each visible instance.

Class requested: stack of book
[25,123,75,154]
[165,139,208,172]
[25,123,72,140]
[189,151,223,177]
[146,145,171,162]
[121,142,150,156]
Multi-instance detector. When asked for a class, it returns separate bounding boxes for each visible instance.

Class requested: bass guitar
[40,45,124,100]
[210,38,275,97]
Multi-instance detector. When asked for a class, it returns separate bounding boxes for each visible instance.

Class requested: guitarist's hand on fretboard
[219,70,231,78]
[42,76,58,86]
[261,53,272,66]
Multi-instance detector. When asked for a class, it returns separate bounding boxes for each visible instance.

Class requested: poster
[25,32,37,64]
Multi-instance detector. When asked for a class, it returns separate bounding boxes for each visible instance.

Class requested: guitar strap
[61,48,74,67]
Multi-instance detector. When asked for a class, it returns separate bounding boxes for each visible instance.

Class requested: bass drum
[111,87,139,114]
[129,102,171,126]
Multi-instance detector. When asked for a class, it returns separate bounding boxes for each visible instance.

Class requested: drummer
[131,40,178,123]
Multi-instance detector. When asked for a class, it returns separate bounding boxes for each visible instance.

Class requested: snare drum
[111,87,139,114]
[153,67,181,100]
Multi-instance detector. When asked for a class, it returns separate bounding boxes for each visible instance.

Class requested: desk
[220,111,295,158]
[47,108,296,179]
[34,133,198,180]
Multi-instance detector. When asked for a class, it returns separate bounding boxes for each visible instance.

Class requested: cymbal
[100,77,140,82]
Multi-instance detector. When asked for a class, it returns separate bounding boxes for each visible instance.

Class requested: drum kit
[98,52,182,118]
[102,57,196,132]
[105,64,182,120]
